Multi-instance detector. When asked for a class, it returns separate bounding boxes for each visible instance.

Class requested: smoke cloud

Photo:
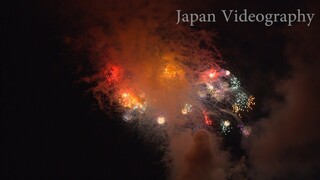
[169,129,229,180]
[248,24,320,179]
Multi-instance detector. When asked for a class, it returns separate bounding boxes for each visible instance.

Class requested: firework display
[98,58,255,136]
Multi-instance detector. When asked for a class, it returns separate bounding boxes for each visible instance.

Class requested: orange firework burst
[118,90,146,111]
[105,64,122,84]
[161,62,184,80]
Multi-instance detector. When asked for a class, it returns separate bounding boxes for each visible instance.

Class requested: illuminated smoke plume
[64,0,255,179]
[170,129,229,180]
[247,24,320,179]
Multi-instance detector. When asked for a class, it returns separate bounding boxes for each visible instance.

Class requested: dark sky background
[3,0,320,179]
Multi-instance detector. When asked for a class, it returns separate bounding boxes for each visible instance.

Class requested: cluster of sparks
[221,120,232,135]
[102,60,255,136]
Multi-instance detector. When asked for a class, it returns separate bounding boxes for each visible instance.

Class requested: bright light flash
[223,120,230,127]
[221,120,232,135]
[209,72,216,78]
[157,116,166,125]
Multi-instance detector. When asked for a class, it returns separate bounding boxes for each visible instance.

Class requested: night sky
[3,0,320,179]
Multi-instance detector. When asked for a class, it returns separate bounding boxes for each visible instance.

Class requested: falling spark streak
[230,76,241,89]
[220,108,243,126]
[247,95,256,111]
